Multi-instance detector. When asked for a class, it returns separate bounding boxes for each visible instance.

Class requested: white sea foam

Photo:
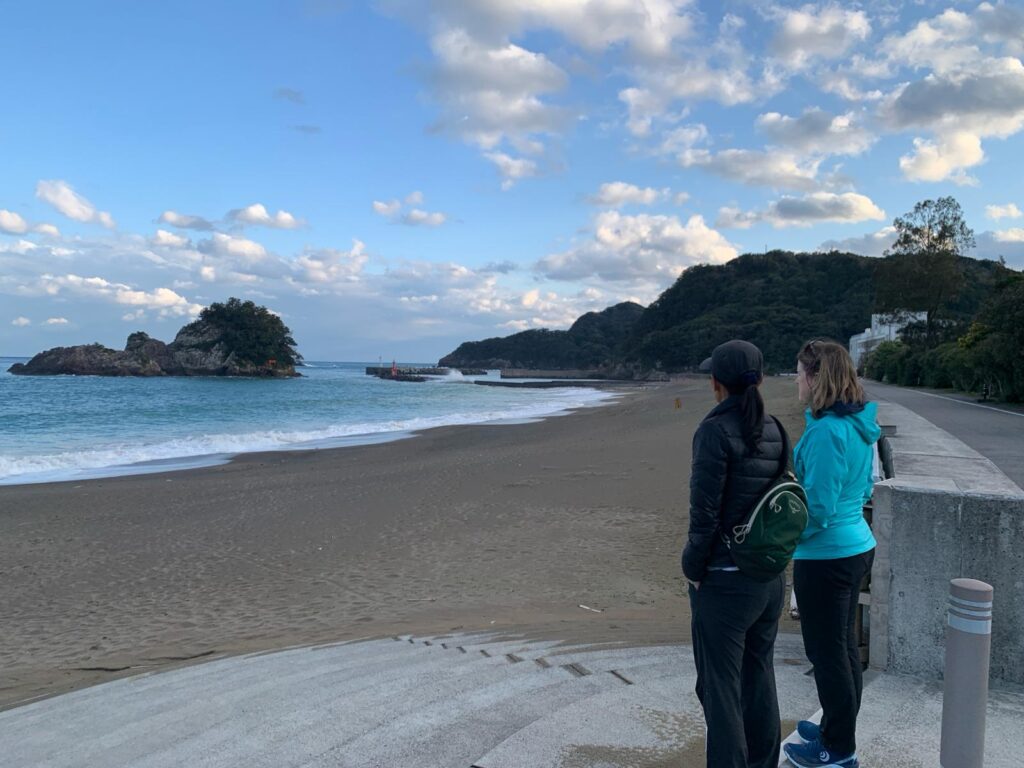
[0,386,617,485]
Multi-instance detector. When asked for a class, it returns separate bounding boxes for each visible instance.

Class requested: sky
[2,0,1024,362]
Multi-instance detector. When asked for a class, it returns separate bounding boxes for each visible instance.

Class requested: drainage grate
[505,653,523,663]
[534,657,551,668]
[457,646,467,654]
[479,649,491,658]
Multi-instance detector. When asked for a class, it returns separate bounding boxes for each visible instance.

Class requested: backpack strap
[720,416,792,549]
[770,416,792,482]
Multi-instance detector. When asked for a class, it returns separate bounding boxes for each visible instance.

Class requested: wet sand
[0,376,807,710]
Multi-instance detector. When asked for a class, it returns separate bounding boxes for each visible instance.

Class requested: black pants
[793,550,875,756]
[689,570,785,768]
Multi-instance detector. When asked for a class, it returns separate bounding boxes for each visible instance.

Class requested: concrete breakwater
[475,380,650,389]
[366,366,448,377]
[365,367,488,379]
[500,368,669,381]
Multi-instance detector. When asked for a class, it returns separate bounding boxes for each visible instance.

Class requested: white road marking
[867,386,1024,418]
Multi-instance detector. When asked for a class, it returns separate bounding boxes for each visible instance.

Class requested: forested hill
[438,250,1012,373]
[631,251,875,371]
[439,301,644,369]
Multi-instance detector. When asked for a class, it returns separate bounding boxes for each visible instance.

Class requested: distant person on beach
[682,340,787,768]
[783,339,879,768]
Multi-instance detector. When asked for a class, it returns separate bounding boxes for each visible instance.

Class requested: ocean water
[0,360,616,486]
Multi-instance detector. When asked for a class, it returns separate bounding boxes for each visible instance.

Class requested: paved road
[863,381,1024,491]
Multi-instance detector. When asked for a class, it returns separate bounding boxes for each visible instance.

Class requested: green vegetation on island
[9,297,302,377]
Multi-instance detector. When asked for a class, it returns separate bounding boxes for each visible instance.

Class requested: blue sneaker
[796,720,820,742]
[784,738,859,767]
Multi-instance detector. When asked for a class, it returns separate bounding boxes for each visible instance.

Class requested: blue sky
[3,0,1024,361]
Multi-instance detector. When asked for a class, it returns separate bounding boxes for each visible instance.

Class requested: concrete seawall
[870,402,1024,684]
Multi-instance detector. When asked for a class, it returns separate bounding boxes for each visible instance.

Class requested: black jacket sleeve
[682,420,729,582]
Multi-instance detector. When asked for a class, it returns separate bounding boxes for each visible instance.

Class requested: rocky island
[9,298,301,377]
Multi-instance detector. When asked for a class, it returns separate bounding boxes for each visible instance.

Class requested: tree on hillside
[192,298,301,367]
[958,275,1024,401]
[875,197,975,346]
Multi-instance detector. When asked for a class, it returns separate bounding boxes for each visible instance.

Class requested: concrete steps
[0,632,820,768]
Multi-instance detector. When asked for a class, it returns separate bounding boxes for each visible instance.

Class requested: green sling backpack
[723,417,809,582]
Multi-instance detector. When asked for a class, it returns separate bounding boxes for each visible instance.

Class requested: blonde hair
[797,339,865,418]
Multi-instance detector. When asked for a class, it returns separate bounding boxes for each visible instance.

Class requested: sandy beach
[0,376,808,711]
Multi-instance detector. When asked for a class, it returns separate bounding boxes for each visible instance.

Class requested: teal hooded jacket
[793,400,880,560]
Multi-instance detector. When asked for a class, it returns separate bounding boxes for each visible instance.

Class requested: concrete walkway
[3,632,1022,766]
[865,381,1024,491]
[1,631,822,768]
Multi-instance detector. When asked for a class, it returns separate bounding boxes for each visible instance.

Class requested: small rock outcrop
[9,298,301,378]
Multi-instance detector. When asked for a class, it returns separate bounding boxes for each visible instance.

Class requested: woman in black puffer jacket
[682,339,787,768]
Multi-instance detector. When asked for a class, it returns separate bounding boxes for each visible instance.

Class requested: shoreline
[0,377,807,711]
[0,382,625,487]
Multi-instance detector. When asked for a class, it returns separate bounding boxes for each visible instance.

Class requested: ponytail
[727,375,765,454]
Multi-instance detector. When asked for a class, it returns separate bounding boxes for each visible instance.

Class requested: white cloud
[880,9,980,75]
[292,241,368,284]
[485,152,537,189]
[674,191,690,205]
[993,228,1024,242]
[373,195,447,226]
[35,180,116,228]
[229,203,301,229]
[589,182,665,207]
[159,210,215,230]
[756,108,875,156]
[898,131,984,184]
[33,223,61,237]
[0,239,40,255]
[45,317,68,325]
[429,27,569,150]
[718,192,886,229]
[819,226,898,257]
[536,211,738,286]
[11,316,31,327]
[976,2,1024,55]
[0,209,29,235]
[403,209,447,227]
[679,148,821,190]
[373,200,402,217]
[151,229,189,247]
[620,63,760,137]
[199,233,268,262]
[38,274,203,317]
[715,206,760,230]
[770,5,871,70]
[986,203,1022,220]
[656,123,709,156]
[883,57,1024,138]
[122,310,145,322]
[976,230,1024,268]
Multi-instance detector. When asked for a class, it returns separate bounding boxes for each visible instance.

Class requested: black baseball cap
[699,340,764,388]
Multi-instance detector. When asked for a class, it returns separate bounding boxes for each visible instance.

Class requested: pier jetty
[365,366,489,381]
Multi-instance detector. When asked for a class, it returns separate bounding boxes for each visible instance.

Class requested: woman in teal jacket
[783,340,879,768]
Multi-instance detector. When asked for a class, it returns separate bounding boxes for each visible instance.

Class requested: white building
[849,311,928,369]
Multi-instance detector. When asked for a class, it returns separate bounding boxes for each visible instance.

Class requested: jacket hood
[805,401,880,445]
[848,401,881,444]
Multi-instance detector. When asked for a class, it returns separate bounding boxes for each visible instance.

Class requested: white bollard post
[940,578,993,768]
